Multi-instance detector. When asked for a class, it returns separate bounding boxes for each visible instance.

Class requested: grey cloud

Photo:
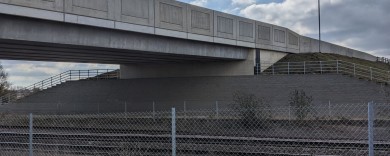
[240,0,390,57]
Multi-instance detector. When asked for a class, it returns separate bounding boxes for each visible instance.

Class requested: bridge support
[120,49,256,79]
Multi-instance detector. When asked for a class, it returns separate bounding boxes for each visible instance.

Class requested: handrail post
[79,70,81,80]
[303,61,306,74]
[288,62,290,75]
[388,71,390,84]
[50,77,52,87]
[60,74,62,83]
[370,67,373,81]
[96,70,99,80]
[87,70,90,78]
[69,71,72,81]
[41,81,43,89]
[272,65,275,75]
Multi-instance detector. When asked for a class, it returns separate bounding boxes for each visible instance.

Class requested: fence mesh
[0,103,389,155]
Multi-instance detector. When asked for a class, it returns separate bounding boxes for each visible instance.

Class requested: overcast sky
[1,0,389,87]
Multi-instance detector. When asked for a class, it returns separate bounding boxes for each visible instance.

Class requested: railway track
[1,131,389,155]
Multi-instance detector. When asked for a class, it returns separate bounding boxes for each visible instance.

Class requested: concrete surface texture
[0,0,377,62]
[120,49,255,79]
[0,15,249,64]
[1,74,386,114]
[260,50,288,71]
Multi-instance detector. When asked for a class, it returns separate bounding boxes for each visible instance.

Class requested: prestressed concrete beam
[0,14,249,64]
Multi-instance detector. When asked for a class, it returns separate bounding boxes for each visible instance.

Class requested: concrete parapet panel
[329,44,339,54]
[119,0,154,26]
[0,0,64,11]
[237,17,255,43]
[155,0,187,32]
[214,11,237,40]
[299,36,311,53]
[187,4,213,36]
[65,0,116,20]
[320,41,332,53]
[310,38,320,52]
[255,21,273,46]
[353,51,377,62]
[287,29,299,50]
[272,25,287,48]
[0,3,64,21]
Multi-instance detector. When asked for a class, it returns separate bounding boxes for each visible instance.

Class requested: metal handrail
[258,60,390,84]
[0,69,120,104]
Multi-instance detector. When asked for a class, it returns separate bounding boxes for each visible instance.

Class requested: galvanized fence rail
[257,60,390,84]
[0,69,119,104]
[0,102,389,156]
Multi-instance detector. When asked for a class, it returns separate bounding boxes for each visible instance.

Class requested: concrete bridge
[0,0,377,79]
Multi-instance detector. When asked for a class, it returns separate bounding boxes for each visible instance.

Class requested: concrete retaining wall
[0,0,377,61]
[1,74,386,114]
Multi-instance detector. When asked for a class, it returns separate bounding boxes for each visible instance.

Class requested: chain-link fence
[0,102,389,155]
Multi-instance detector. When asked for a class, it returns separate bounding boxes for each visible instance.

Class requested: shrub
[289,89,314,120]
[230,91,271,129]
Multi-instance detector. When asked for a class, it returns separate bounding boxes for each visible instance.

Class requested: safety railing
[257,60,390,84]
[0,69,119,104]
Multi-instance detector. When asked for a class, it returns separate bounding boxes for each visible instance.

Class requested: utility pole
[318,0,321,53]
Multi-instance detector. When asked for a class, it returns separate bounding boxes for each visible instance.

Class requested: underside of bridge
[0,14,256,78]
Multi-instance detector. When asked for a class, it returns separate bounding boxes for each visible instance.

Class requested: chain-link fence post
[153,101,156,120]
[98,103,100,114]
[171,107,176,156]
[215,101,219,118]
[368,101,374,156]
[124,102,127,113]
[288,105,291,120]
[29,113,33,156]
[328,100,331,117]
[183,101,187,118]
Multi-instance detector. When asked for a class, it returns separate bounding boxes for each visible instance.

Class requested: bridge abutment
[120,49,256,79]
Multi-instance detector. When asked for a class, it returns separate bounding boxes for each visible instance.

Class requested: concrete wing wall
[0,0,378,61]
[299,36,377,61]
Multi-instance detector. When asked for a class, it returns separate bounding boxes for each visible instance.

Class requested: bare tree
[0,62,10,96]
